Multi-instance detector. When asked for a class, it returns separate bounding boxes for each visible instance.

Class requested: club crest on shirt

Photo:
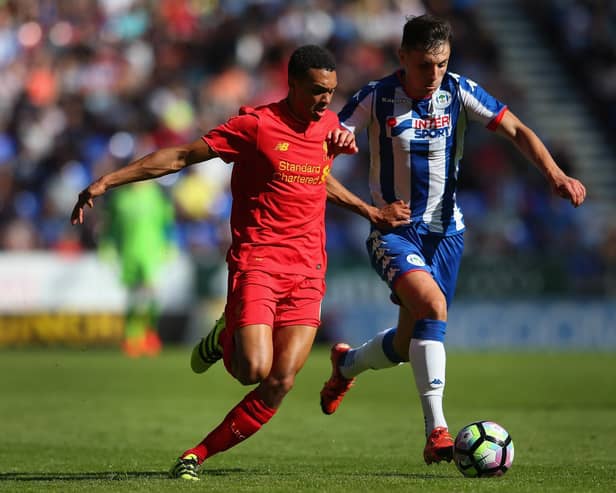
[406,254,425,266]
[433,90,452,109]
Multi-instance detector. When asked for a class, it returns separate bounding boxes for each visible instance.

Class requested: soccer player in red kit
[72,45,381,481]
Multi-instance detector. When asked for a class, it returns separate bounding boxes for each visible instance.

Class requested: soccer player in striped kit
[321,14,586,464]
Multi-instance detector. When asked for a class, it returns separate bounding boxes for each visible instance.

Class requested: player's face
[288,68,337,122]
[398,42,450,99]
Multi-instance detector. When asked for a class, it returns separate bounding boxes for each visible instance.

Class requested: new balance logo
[274,142,290,151]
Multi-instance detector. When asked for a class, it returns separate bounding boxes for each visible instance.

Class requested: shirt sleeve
[457,76,507,130]
[338,83,375,134]
[203,113,258,163]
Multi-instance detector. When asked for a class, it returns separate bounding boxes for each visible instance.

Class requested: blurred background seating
[0,0,614,348]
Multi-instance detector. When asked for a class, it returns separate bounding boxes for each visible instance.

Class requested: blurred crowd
[523,0,616,135]
[0,0,614,295]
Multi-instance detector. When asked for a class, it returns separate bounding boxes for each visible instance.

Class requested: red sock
[182,390,277,464]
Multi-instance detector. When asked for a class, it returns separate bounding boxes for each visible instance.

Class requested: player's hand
[553,175,586,208]
[70,181,106,224]
[372,200,411,230]
[326,128,358,156]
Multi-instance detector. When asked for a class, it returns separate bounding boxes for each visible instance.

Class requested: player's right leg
[170,386,278,480]
[172,273,320,479]
[320,230,415,414]
[173,322,311,481]
[174,319,277,480]
[423,426,453,464]
[190,313,225,373]
[405,232,463,464]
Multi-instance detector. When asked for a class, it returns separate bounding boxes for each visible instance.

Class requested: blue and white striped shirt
[339,71,507,236]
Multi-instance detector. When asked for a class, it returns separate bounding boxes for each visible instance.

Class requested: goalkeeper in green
[101,181,175,357]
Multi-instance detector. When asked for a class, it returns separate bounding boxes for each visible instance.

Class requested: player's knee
[263,374,296,400]
[416,296,447,320]
[235,361,271,385]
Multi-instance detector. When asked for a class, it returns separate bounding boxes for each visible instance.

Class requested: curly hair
[288,45,336,80]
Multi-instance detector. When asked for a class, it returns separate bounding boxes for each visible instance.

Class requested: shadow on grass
[371,471,461,479]
[0,468,246,481]
[0,469,458,482]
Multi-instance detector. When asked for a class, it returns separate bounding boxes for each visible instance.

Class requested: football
[453,421,514,477]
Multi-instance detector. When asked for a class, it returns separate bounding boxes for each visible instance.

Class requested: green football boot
[169,453,200,481]
[190,314,225,373]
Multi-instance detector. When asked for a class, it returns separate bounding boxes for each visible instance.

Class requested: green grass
[0,347,615,492]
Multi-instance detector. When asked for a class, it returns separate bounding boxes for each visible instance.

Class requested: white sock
[339,328,401,379]
[409,338,448,437]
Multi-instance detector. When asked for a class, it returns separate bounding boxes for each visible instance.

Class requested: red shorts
[221,269,326,373]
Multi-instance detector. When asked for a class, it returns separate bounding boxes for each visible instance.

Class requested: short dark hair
[288,45,336,80]
[401,14,452,52]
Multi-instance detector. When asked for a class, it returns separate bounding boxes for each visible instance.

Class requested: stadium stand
[0,0,614,297]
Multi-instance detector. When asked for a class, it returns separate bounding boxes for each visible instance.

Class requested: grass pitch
[0,346,615,492]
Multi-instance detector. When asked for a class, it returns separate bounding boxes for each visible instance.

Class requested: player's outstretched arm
[71,138,216,224]
[326,174,410,230]
[495,110,587,207]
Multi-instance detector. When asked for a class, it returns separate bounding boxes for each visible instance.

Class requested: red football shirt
[203,100,338,278]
